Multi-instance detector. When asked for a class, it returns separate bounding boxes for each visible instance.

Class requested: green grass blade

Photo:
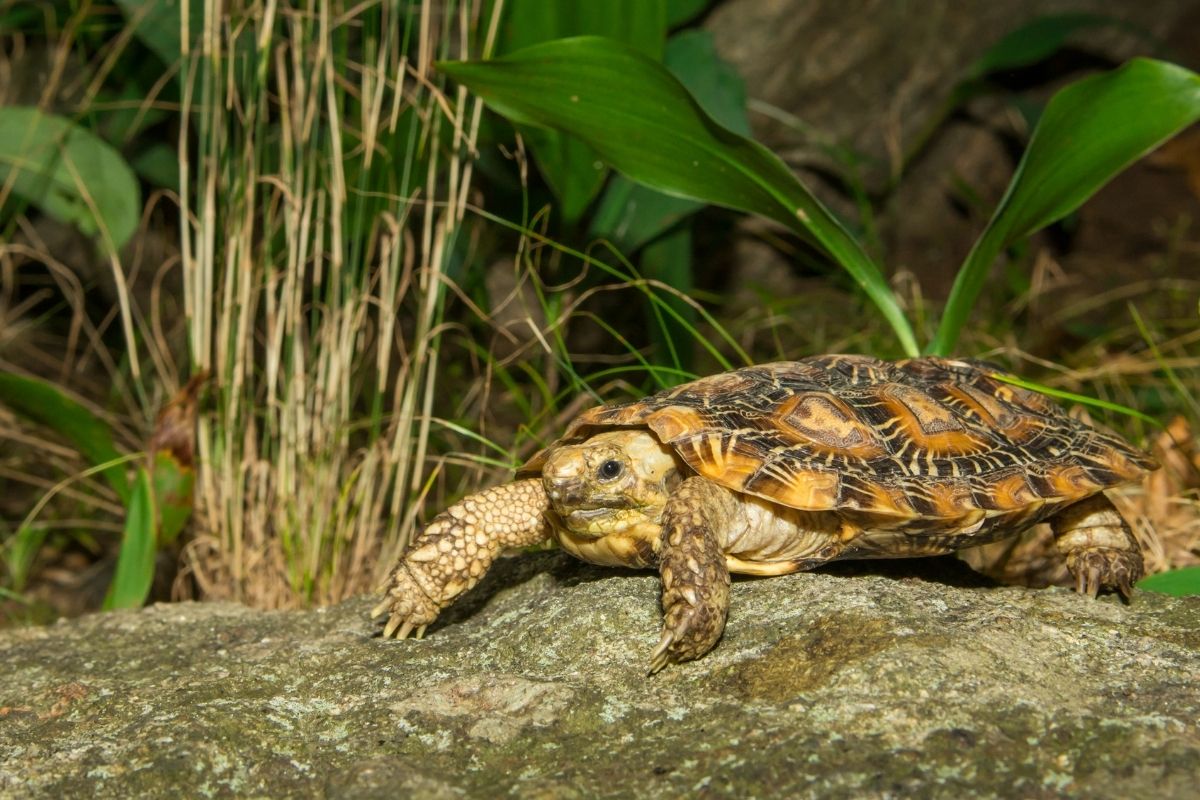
[440,36,919,357]
[988,372,1162,428]
[1128,303,1200,423]
[0,371,131,502]
[103,468,158,610]
[931,58,1200,355]
[5,525,49,593]
[472,203,750,369]
[638,225,695,373]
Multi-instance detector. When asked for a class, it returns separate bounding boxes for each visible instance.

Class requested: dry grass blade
[179,0,500,608]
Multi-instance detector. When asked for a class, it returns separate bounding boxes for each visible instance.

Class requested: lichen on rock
[1,552,1197,798]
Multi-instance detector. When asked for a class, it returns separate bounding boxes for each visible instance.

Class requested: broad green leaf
[969,13,1121,78]
[931,58,1200,355]
[590,176,699,252]
[499,1,667,58]
[131,143,181,192]
[640,225,696,373]
[151,450,195,545]
[499,2,669,224]
[1137,566,1200,597]
[0,372,130,502]
[591,29,748,251]
[114,0,203,68]
[0,107,141,251]
[665,30,749,136]
[521,126,607,223]
[441,36,919,356]
[103,468,158,610]
[667,0,711,27]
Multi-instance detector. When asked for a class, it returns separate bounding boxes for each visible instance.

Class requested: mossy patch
[726,612,902,701]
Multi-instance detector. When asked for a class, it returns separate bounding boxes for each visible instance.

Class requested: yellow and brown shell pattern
[535,355,1157,541]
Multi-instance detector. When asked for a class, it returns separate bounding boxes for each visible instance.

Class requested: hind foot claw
[1067,548,1143,600]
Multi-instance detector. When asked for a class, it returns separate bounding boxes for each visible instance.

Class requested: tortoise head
[542,429,681,538]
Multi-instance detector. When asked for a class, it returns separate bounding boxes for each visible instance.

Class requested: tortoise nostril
[545,474,587,507]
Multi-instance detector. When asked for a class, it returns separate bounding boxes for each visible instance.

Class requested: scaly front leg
[649,477,738,673]
[373,479,552,639]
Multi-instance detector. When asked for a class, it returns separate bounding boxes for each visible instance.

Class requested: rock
[706,0,1199,189]
[2,552,1198,798]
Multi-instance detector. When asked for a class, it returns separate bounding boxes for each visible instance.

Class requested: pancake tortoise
[374,355,1157,672]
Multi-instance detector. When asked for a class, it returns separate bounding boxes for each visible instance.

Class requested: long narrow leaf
[988,372,1161,427]
[439,36,919,357]
[0,371,130,502]
[931,58,1200,355]
[103,468,158,610]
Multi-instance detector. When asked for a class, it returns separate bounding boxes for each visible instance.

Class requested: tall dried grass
[179,0,502,608]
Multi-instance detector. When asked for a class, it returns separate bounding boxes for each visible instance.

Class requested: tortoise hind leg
[1049,492,1144,599]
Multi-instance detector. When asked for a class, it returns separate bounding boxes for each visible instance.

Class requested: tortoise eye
[598,459,623,481]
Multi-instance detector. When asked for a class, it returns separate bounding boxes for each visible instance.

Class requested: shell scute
[776,392,887,457]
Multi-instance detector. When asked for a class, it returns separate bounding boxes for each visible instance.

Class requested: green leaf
[499,2,669,224]
[520,126,608,223]
[114,0,203,68]
[5,525,49,593]
[441,36,919,356]
[500,1,667,58]
[589,175,700,252]
[667,0,711,27]
[103,468,158,610]
[931,58,1200,355]
[987,372,1162,427]
[151,450,194,545]
[131,143,181,192]
[590,29,747,251]
[0,372,130,502]
[665,30,749,136]
[1137,566,1200,597]
[0,107,141,252]
[969,13,1120,77]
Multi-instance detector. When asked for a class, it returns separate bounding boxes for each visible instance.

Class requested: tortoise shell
[524,356,1156,536]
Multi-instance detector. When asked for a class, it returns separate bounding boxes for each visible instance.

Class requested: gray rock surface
[2,552,1198,798]
[706,0,1200,186]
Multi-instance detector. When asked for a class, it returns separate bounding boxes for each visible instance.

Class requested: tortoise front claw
[373,563,441,640]
[648,630,675,675]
